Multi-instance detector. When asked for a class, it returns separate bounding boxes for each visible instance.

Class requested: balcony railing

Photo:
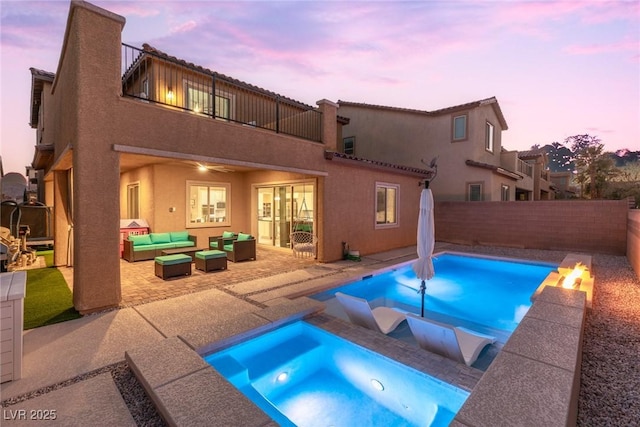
[121,44,322,143]
[517,159,533,178]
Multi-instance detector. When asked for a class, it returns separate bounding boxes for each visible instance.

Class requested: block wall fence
[434,200,629,257]
[628,210,640,280]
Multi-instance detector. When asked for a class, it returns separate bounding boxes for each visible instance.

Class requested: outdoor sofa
[123,231,197,262]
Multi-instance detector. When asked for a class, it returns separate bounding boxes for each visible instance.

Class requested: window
[376,183,398,227]
[468,183,483,201]
[187,181,230,227]
[501,184,509,201]
[127,183,139,218]
[343,136,355,155]
[184,81,232,120]
[485,121,495,152]
[215,94,230,120]
[141,78,148,98]
[452,114,467,141]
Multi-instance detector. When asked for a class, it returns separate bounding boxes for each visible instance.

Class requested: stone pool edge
[125,261,587,426]
[451,285,586,427]
[125,297,324,427]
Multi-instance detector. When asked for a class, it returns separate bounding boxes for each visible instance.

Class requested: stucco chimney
[316,99,338,151]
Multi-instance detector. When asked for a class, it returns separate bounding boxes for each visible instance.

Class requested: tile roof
[139,44,318,111]
[465,159,521,180]
[338,97,508,130]
[324,150,434,178]
[518,148,547,159]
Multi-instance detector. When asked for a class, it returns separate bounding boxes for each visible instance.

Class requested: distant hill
[537,144,639,172]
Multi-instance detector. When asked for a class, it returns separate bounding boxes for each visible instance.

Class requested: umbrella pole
[420,280,426,317]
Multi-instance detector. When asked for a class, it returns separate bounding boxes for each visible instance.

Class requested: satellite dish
[0,173,27,201]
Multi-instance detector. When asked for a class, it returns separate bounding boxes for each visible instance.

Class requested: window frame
[501,184,510,201]
[343,136,355,155]
[485,121,495,153]
[375,182,399,229]
[183,80,233,120]
[467,182,483,201]
[186,180,231,228]
[452,114,468,142]
[127,182,140,219]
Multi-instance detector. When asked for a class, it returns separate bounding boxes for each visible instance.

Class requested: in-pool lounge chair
[335,292,406,334]
[405,313,496,367]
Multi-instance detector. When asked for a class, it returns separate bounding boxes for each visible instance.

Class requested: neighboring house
[515,149,555,200]
[550,171,578,199]
[28,1,432,313]
[338,98,551,202]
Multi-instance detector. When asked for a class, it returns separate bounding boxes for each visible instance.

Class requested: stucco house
[338,98,552,202]
[28,1,433,313]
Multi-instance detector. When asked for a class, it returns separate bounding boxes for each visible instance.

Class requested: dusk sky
[1,0,638,175]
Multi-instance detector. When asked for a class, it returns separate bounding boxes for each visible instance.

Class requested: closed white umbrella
[412,184,435,317]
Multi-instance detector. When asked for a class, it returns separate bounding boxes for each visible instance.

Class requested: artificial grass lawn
[24,268,80,330]
[36,250,54,268]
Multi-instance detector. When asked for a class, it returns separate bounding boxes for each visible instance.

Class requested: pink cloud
[94,1,161,18]
[564,38,640,56]
[170,20,197,34]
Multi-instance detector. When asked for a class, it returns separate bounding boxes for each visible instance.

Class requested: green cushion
[196,250,226,260]
[129,234,152,246]
[223,244,234,251]
[173,241,195,248]
[210,241,219,249]
[153,243,177,251]
[222,231,235,238]
[237,233,253,241]
[155,254,191,265]
[170,231,190,242]
[150,233,171,244]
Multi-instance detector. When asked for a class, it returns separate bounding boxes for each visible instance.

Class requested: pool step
[211,355,250,386]
[244,334,322,380]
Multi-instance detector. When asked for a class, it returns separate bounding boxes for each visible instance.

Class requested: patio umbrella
[412,184,435,317]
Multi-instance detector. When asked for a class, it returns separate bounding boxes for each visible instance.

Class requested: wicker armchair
[290,231,318,258]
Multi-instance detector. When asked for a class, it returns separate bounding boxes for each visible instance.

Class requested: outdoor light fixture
[193,102,201,113]
[370,379,384,391]
[166,87,174,101]
[277,372,288,382]
[197,164,207,172]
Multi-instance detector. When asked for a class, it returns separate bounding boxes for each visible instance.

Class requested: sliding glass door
[257,183,314,248]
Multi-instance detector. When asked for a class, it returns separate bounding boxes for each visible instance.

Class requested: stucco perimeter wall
[628,210,640,280]
[435,200,628,255]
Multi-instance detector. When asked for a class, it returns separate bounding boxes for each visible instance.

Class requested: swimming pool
[205,321,468,427]
[312,252,557,340]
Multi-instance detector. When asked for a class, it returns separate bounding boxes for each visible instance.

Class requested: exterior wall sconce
[166,87,174,102]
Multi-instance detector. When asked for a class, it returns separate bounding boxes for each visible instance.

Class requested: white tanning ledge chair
[335,292,406,334]
[405,313,496,367]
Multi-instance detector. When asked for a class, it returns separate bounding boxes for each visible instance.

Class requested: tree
[564,134,617,199]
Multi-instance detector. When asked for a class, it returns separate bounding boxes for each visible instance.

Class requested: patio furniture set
[122,230,256,280]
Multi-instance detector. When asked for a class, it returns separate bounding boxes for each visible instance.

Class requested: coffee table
[160,247,200,260]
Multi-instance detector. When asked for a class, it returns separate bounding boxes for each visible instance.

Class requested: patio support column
[63,2,126,313]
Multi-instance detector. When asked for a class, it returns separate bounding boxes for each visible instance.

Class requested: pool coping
[125,252,589,426]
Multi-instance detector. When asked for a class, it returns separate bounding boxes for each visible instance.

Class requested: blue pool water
[205,321,468,427]
[312,252,557,339]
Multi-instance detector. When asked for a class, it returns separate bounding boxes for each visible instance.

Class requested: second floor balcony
[121,44,322,143]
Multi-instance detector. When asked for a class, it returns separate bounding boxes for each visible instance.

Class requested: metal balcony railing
[121,44,322,143]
